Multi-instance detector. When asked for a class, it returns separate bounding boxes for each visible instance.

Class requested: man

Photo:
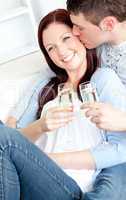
[66,1,126,199]
[66,0,126,132]
[67,0,126,86]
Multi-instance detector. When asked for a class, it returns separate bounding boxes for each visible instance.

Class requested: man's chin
[80,39,96,49]
[84,44,93,49]
[84,43,97,49]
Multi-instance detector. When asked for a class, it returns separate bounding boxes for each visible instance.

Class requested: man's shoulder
[92,67,116,80]
[91,68,122,88]
[96,44,108,55]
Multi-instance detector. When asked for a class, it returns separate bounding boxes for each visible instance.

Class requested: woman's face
[43,23,87,74]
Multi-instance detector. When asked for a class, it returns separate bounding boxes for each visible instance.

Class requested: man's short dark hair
[66,0,126,25]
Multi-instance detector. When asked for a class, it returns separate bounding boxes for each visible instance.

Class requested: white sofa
[0,51,54,122]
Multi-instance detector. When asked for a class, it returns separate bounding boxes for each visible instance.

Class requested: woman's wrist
[37,117,47,133]
[120,112,126,131]
[5,116,17,128]
[20,119,45,142]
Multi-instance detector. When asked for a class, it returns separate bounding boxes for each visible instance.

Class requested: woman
[1,9,126,199]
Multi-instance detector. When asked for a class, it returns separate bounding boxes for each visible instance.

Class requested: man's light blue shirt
[91,68,126,170]
[97,42,126,86]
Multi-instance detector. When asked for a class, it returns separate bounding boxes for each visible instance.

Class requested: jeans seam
[0,151,5,200]
[1,144,80,200]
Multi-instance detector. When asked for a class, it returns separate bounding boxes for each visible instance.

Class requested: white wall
[35,0,66,19]
[0,51,46,80]
[0,0,21,15]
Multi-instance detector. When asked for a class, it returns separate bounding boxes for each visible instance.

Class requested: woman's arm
[20,118,46,142]
[5,78,49,128]
[20,106,75,142]
[48,150,96,170]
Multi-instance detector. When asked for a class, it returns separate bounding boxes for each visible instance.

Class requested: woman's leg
[84,163,126,200]
[0,122,82,200]
[1,121,126,200]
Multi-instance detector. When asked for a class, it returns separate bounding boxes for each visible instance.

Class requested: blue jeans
[0,122,126,200]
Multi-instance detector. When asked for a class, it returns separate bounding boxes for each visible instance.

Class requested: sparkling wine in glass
[79,81,107,143]
[58,83,73,107]
[58,83,74,148]
[79,81,99,103]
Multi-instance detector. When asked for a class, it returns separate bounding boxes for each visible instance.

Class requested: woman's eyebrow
[45,32,72,48]
[60,32,72,38]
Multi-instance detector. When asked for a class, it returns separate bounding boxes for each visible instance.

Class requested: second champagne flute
[79,81,107,143]
[79,81,98,103]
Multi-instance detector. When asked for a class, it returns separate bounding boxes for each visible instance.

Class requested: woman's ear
[99,16,118,32]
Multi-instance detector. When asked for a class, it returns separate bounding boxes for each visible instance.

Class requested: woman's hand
[5,116,17,128]
[18,106,74,142]
[42,106,75,132]
[81,102,126,131]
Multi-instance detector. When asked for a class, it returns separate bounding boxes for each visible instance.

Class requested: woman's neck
[67,64,87,89]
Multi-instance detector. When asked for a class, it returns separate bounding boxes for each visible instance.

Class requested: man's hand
[81,102,126,131]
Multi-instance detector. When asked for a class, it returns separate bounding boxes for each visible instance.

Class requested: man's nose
[72,25,80,36]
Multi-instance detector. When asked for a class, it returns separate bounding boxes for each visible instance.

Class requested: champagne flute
[57,82,74,150]
[79,81,98,103]
[58,82,74,107]
[79,81,107,143]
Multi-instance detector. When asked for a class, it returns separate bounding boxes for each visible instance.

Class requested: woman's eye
[47,47,53,52]
[63,36,71,41]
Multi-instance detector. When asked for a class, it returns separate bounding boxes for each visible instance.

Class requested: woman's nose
[57,44,67,57]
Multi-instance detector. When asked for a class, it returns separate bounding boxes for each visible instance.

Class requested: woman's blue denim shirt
[12,68,126,170]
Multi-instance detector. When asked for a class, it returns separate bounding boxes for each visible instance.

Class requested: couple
[1,3,126,200]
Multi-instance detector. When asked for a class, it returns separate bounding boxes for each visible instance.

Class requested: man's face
[70,12,108,49]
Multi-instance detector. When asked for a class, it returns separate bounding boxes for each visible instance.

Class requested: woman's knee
[84,165,126,200]
[0,123,22,150]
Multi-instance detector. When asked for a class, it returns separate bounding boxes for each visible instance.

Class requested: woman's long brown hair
[37,9,99,119]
